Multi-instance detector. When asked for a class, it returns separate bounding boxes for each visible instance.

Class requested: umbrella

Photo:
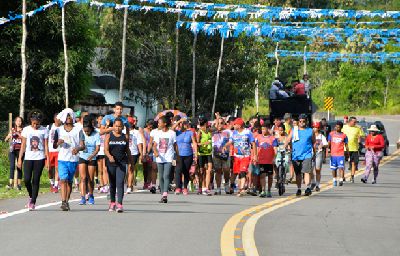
[154,110,187,121]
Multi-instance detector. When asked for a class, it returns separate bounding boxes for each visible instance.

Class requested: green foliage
[0,2,98,122]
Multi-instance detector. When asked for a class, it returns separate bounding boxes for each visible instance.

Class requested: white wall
[91,86,158,127]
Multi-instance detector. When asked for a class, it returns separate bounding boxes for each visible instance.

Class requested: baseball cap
[312,122,320,128]
[233,118,245,126]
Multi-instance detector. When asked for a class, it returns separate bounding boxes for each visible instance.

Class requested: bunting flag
[266,50,400,63]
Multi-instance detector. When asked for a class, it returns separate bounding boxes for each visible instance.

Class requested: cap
[299,114,308,120]
[233,118,245,126]
[75,110,81,118]
[312,122,320,128]
[283,113,291,120]
[128,116,136,125]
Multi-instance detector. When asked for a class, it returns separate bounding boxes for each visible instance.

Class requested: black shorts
[259,164,273,175]
[97,155,105,160]
[292,158,312,175]
[198,155,212,167]
[349,151,359,165]
[79,158,97,166]
[130,154,139,166]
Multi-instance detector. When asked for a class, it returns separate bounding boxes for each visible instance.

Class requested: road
[1,150,399,256]
[1,115,399,255]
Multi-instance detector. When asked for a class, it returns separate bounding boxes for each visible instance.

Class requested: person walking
[342,117,364,183]
[361,125,385,184]
[5,116,24,190]
[17,111,49,210]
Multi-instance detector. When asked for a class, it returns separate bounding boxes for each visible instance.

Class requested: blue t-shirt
[176,130,194,157]
[229,129,255,157]
[101,114,130,129]
[80,131,101,160]
[292,127,313,161]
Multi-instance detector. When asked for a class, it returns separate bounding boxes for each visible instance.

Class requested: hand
[203,141,210,145]
[57,139,65,146]
[154,152,159,158]
[106,119,111,127]
[72,147,79,155]
[88,156,93,161]
[17,159,22,169]
[108,156,115,163]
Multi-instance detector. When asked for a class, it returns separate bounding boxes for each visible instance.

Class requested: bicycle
[276,149,289,196]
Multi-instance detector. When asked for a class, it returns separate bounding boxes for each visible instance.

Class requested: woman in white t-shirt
[18,111,49,211]
[95,114,109,193]
[312,122,328,191]
[153,116,176,203]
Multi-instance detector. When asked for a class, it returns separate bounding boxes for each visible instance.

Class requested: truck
[269,94,313,123]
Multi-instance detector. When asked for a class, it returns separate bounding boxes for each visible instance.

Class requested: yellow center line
[221,150,400,256]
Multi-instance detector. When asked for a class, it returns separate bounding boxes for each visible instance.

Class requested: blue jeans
[157,162,172,194]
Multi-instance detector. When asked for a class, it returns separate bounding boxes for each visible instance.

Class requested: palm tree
[191,21,197,118]
[211,36,224,119]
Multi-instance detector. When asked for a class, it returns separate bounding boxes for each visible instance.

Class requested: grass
[0,141,144,200]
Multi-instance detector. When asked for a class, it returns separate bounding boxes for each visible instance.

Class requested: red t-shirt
[294,83,305,95]
[328,131,348,156]
[365,134,385,152]
[256,134,278,164]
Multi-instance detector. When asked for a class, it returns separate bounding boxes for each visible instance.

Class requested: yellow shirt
[342,125,365,151]
[284,122,292,135]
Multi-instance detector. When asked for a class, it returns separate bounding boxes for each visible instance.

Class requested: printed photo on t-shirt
[159,138,169,154]
[29,135,42,152]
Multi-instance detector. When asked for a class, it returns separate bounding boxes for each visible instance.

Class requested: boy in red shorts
[48,114,61,193]
[224,118,257,197]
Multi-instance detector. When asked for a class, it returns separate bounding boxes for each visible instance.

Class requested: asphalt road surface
[1,150,399,256]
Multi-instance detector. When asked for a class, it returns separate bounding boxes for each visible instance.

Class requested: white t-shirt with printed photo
[57,126,84,162]
[21,126,49,160]
[153,129,176,163]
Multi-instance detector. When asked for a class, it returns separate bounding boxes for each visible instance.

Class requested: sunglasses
[299,120,306,123]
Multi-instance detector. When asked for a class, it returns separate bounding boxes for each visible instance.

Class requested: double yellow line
[220,150,400,256]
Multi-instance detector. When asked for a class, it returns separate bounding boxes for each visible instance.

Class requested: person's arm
[312,132,316,155]
[4,131,12,142]
[126,138,134,168]
[17,136,26,169]
[284,130,293,149]
[191,133,198,157]
[365,134,371,150]
[376,135,385,151]
[72,131,85,155]
[44,138,50,170]
[153,140,159,158]
[104,134,115,163]
[88,145,100,161]
[100,117,114,135]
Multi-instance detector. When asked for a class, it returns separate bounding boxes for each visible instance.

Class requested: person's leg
[31,160,45,204]
[151,161,157,188]
[97,158,104,188]
[74,166,79,191]
[23,160,34,199]
[363,151,373,181]
[175,157,183,190]
[339,168,344,182]
[116,164,127,205]
[293,161,302,189]
[260,172,266,192]
[79,163,88,197]
[206,161,212,191]
[182,156,192,189]
[157,163,165,194]
[127,163,133,189]
[16,151,23,188]
[372,152,381,182]
[162,163,172,195]
[267,173,273,192]
[102,159,109,189]
[107,165,117,203]
[8,151,16,187]
[88,164,96,195]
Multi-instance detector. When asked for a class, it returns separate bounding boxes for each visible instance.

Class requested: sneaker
[237,190,246,197]
[304,188,312,196]
[108,202,116,212]
[17,184,22,191]
[372,180,377,184]
[25,198,32,208]
[310,183,316,191]
[159,196,168,203]
[53,186,59,193]
[247,189,257,196]
[73,186,79,193]
[66,202,70,211]
[224,184,230,194]
[28,203,35,211]
[175,188,182,195]
[6,184,13,190]
[361,177,367,183]
[88,195,95,205]
[143,182,149,190]
[206,190,212,196]
[79,196,86,205]
[149,186,156,194]
[182,188,188,195]
[339,181,344,186]
[259,191,266,198]
[296,189,301,196]
[201,190,208,196]
[350,176,354,183]
[214,188,222,195]
[60,201,68,211]
[126,187,133,194]
[116,203,123,213]
[315,186,320,192]
[333,180,338,186]
[266,191,272,198]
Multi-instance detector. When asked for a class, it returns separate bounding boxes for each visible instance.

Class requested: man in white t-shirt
[55,108,85,211]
